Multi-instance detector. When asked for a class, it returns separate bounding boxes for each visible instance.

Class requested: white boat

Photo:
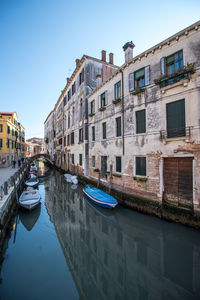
[64,174,78,184]
[19,188,41,210]
[25,178,39,187]
[30,166,37,172]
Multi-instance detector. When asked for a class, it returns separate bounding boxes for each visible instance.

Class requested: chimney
[109,53,114,64]
[123,41,135,63]
[101,50,106,62]
[76,59,80,67]
[96,74,102,87]
[66,77,70,83]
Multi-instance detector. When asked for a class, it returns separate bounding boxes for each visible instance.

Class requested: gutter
[120,69,125,156]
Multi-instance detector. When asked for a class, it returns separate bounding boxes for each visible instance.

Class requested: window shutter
[82,68,84,82]
[145,65,150,86]
[136,110,146,134]
[129,72,134,91]
[105,91,107,105]
[160,57,166,75]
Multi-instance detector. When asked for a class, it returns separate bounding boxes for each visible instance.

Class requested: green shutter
[136,110,146,134]
[167,99,185,138]
[116,156,121,172]
[136,157,146,176]
[116,117,121,137]
[135,68,145,80]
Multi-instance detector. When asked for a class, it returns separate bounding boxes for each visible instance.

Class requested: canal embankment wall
[0,162,31,244]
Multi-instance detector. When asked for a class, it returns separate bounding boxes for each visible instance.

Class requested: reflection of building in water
[44,171,200,300]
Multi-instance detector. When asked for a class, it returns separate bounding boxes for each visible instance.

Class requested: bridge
[29,153,54,165]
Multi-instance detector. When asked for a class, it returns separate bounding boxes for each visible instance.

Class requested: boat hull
[83,188,118,209]
[19,190,41,210]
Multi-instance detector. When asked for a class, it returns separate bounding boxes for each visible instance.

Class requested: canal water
[0,162,200,300]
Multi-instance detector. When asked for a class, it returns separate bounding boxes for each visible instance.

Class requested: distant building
[0,112,25,167]
[24,138,44,157]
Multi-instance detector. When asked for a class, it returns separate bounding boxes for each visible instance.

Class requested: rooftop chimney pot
[109,53,114,64]
[123,41,135,63]
[101,50,106,62]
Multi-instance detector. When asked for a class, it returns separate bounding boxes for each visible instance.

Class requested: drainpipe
[120,69,125,155]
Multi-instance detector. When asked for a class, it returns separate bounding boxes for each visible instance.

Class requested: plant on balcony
[154,62,196,87]
[98,107,106,112]
[94,168,100,172]
[130,87,145,95]
[112,97,121,104]
[88,113,95,117]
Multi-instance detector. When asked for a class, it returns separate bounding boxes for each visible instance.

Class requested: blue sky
[0,0,200,139]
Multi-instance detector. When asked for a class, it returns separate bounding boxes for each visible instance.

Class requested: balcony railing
[154,63,195,88]
[160,126,191,140]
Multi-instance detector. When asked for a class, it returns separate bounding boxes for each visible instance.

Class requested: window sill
[113,173,122,178]
[112,98,121,104]
[130,87,145,95]
[98,107,106,112]
[88,113,95,117]
[133,176,147,182]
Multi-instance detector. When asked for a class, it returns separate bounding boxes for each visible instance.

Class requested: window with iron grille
[116,156,122,173]
[102,122,106,139]
[116,116,121,137]
[136,157,146,176]
[136,109,146,134]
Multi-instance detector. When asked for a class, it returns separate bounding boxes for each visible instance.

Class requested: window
[79,100,83,120]
[102,122,106,139]
[116,156,122,173]
[72,154,74,164]
[166,50,183,76]
[64,136,66,146]
[92,126,95,141]
[136,157,146,176]
[68,90,71,101]
[7,126,10,134]
[12,141,14,149]
[116,116,121,137]
[0,124,3,132]
[114,81,121,99]
[12,129,14,136]
[166,99,185,138]
[7,139,10,148]
[79,68,84,85]
[0,139,2,148]
[71,132,74,144]
[100,91,107,108]
[136,110,146,134]
[129,66,150,91]
[135,68,145,88]
[101,156,107,176]
[63,96,67,106]
[72,82,76,95]
[92,156,95,168]
[67,134,70,145]
[79,128,83,142]
[72,107,75,125]
[79,154,82,166]
[68,112,70,128]
[90,100,95,114]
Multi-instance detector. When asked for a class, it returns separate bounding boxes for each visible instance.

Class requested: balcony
[154,63,195,88]
[160,126,191,140]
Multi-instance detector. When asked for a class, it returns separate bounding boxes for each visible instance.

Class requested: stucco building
[0,112,25,167]
[87,21,200,209]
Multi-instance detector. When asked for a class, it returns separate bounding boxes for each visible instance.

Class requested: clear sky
[0,0,200,139]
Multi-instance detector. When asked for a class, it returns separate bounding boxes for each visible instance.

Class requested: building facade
[87,21,200,209]
[0,112,25,167]
[44,51,118,174]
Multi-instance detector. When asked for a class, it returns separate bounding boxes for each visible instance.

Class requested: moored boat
[83,185,118,208]
[64,174,78,185]
[25,178,39,187]
[19,188,41,210]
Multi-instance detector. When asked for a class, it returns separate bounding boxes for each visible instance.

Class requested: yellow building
[0,112,25,168]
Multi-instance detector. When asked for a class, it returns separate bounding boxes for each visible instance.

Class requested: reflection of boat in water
[85,196,117,224]
[19,204,41,231]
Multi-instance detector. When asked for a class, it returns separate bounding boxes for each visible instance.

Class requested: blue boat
[83,185,118,208]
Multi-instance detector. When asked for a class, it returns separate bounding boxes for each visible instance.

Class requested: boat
[64,174,78,185]
[30,166,37,172]
[19,188,41,210]
[25,177,39,187]
[83,185,118,208]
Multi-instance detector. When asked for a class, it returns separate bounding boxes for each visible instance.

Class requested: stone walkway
[0,166,19,186]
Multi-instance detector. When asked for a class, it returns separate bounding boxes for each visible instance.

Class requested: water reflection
[44,170,200,300]
[19,205,41,231]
